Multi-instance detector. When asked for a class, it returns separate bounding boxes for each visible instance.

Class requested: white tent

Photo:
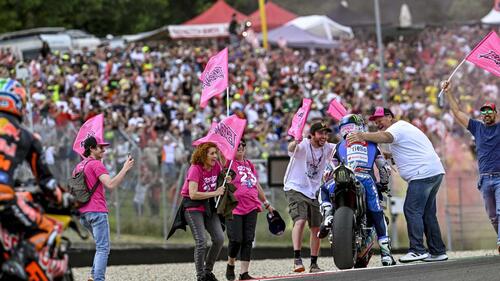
[481,7,500,25]
[286,15,353,40]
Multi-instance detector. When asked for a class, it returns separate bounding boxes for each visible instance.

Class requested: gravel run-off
[73,249,499,281]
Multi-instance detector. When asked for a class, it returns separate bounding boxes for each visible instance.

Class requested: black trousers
[226,210,258,261]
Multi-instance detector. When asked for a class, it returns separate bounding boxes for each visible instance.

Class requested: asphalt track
[258,255,500,281]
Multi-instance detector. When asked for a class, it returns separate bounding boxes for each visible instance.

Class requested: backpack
[68,160,100,207]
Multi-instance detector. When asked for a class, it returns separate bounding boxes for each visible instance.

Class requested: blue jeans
[478,173,500,244]
[80,212,110,281]
[403,174,446,255]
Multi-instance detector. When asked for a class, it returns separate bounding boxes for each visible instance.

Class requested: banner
[73,114,105,157]
[465,31,500,77]
[287,98,312,141]
[200,48,229,108]
[168,24,229,39]
[327,99,348,120]
[193,115,246,160]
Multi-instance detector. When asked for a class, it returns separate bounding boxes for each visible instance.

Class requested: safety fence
[19,119,496,250]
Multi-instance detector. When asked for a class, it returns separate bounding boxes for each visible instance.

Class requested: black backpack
[68,160,100,207]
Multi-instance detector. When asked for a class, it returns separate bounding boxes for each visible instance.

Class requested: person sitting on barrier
[318,114,396,266]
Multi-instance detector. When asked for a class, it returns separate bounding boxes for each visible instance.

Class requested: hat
[368,107,394,121]
[83,136,110,149]
[480,102,496,112]
[310,122,332,134]
[267,210,286,236]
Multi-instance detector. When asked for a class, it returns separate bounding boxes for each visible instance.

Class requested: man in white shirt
[284,121,335,273]
[347,107,447,263]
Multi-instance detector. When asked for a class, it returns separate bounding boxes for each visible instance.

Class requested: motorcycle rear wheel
[332,206,356,269]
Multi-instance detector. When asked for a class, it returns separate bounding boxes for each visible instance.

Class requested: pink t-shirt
[74,159,109,213]
[180,162,222,212]
[229,159,262,215]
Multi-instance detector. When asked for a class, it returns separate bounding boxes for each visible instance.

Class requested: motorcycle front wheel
[332,206,356,269]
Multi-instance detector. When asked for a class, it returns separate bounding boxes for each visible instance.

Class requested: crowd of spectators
[0,24,498,200]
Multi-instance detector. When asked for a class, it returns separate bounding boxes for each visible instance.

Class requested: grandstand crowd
[0,24,498,182]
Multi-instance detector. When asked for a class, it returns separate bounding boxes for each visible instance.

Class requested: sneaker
[398,252,429,263]
[381,255,396,266]
[423,254,448,262]
[226,264,236,281]
[309,263,324,273]
[239,272,255,280]
[293,258,305,273]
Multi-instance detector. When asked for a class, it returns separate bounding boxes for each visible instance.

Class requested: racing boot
[317,214,333,239]
[318,207,334,239]
[379,237,396,266]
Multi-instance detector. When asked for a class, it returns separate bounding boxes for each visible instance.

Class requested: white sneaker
[398,252,429,263]
[423,254,448,262]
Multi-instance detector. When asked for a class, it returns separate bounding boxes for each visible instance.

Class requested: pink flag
[327,99,348,120]
[287,98,312,141]
[200,48,229,108]
[193,115,246,160]
[73,114,107,157]
[465,31,500,77]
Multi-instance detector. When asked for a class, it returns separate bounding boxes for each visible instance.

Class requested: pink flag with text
[327,99,348,120]
[193,115,246,160]
[287,98,312,141]
[200,48,229,108]
[73,114,106,157]
[465,31,500,77]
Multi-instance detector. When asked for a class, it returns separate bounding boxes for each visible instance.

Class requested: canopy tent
[169,0,247,39]
[247,1,297,32]
[481,0,500,25]
[258,25,336,49]
[287,15,354,40]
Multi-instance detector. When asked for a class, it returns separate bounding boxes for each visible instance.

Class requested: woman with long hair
[180,142,226,281]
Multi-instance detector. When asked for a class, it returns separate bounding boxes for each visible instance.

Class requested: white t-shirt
[284,138,335,199]
[386,120,445,182]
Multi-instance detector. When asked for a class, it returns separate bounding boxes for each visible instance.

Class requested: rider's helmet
[0,78,27,120]
[338,114,366,139]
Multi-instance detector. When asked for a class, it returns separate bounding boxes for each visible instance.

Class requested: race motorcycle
[327,163,380,270]
[0,186,87,281]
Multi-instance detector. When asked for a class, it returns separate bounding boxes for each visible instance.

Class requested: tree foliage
[0,0,494,36]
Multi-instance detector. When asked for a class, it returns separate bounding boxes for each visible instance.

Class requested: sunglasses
[238,143,246,148]
[480,109,494,115]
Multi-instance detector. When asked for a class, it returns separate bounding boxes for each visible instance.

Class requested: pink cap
[368,107,394,121]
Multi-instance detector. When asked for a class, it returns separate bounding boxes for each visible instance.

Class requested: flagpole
[226,87,230,116]
[437,57,467,99]
[215,159,233,208]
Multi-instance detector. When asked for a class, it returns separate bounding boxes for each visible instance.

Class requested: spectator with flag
[179,142,226,281]
[284,99,335,272]
[176,114,246,281]
[441,80,500,253]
